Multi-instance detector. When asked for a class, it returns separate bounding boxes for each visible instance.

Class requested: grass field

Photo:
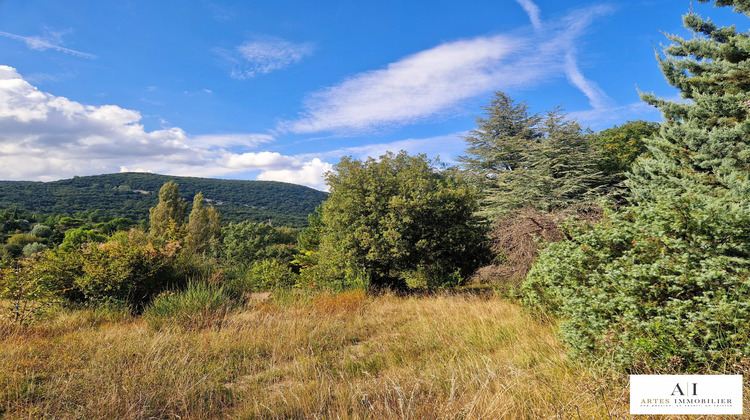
[0,291,746,419]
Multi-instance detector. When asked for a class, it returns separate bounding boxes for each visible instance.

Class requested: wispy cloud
[295,133,468,164]
[279,4,615,135]
[563,51,612,110]
[569,102,661,130]
[514,0,542,31]
[280,35,539,134]
[0,29,96,58]
[216,36,315,80]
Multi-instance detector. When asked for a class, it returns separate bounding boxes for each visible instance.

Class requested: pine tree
[462,92,607,216]
[523,1,750,371]
[631,1,750,203]
[185,192,221,255]
[460,91,541,177]
[149,181,188,239]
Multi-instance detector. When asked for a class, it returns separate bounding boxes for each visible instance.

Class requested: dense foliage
[0,172,327,227]
[523,0,750,372]
[308,151,490,290]
[460,92,609,217]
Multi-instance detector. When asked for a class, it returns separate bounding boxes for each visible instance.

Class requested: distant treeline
[0,172,328,227]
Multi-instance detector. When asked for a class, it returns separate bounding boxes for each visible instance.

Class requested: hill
[0,173,327,227]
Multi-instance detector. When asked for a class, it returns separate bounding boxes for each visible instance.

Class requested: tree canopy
[312,151,489,290]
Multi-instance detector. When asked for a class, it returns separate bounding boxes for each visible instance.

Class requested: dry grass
[0,293,747,419]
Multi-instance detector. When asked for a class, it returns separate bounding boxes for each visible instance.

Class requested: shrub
[22,242,47,257]
[0,257,59,325]
[298,256,368,292]
[60,227,107,252]
[143,281,233,330]
[522,198,750,372]
[6,233,40,248]
[0,244,22,261]
[225,258,297,297]
[35,230,202,310]
[30,224,53,238]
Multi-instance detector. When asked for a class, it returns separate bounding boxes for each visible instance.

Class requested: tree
[461,93,607,216]
[523,1,750,371]
[314,151,490,290]
[185,192,221,255]
[149,181,187,239]
[460,91,541,176]
[592,120,659,177]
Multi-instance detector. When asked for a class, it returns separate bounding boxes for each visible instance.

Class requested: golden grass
[0,293,747,419]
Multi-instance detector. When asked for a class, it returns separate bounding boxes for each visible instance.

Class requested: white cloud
[225,151,298,170]
[296,132,468,164]
[189,133,274,150]
[280,5,614,135]
[257,158,333,189]
[281,35,539,134]
[514,0,542,32]
[0,66,330,189]
[563,51,612,110]
[568,101,661,131]
[217,36,315,80]
[0,30,96,59]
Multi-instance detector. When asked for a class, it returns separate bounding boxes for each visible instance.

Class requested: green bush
[522,197,750,372]
[22,242,47,256]
[298,258,368,292]
[6,233,40,248]
[226,258,298,296]
[30,225,53,239]
[220,221,298,266]
[60,227,107,252]
[0,257,59,325]
[34,230,203,310]
[143,281,233,330]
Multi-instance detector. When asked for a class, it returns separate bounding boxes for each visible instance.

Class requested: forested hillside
[0,173,327,227]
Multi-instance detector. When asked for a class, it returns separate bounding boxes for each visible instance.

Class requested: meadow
[1,290,745,419]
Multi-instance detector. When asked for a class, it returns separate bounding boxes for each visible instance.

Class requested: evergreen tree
[460,91,541,176]
[523,1,750,371]
[185,192,221,255]
[631,1,750,203]
[149,181,187,239]
[462,92,607,216]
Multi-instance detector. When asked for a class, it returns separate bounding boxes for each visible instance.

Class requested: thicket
[522,0,750,372]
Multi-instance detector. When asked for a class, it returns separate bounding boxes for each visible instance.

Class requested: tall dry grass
[0,292,747,418]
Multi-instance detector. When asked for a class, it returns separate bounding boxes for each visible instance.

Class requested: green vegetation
[460,92,610,217]
[305,151,490,290]
[521,0,750,372]
[2,1,750,417]
[0,172,327,227]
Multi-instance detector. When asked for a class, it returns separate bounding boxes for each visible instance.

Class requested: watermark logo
[630,375,743,415]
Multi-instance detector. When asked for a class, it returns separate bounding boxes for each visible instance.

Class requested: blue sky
[0,0,743,189]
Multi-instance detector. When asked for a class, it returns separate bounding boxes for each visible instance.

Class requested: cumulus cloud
[216,36,315,79]
[257,158,333,189]
[0,66,331,189]
[0,29,96,59]
[280,4,614,135]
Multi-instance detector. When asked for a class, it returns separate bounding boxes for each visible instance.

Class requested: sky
[0,0,745,190]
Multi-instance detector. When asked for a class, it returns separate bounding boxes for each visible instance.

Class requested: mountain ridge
[0,172,327,227]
